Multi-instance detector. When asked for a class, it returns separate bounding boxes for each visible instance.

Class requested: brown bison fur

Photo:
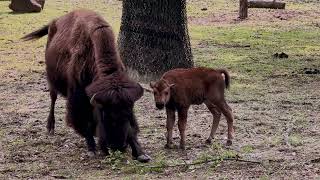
[149,67,234,149]
[9,0,45,13]
[22,9,150,162]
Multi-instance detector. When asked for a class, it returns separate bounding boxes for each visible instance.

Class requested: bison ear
[149,81,156,88]
[90,93,103,108]
[128,83,144,103]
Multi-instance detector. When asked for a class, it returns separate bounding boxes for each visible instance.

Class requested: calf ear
[150,81,156,88]
[169,84,175,89]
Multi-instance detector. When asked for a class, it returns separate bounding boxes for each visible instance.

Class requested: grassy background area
[1,0,319,95]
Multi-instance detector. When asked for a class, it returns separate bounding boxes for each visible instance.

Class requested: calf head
[150,79,175,110]
[88,79,143,151]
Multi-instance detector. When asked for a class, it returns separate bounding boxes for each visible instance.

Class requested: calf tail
[218,69,230,89]
[21,25,49,41]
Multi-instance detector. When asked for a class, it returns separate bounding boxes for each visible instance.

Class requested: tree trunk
[118,0,193,79]
[248,0,285,9]
[239,0,248,19]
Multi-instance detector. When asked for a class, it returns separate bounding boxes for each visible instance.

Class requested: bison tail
[218,69,230,89]
[21,25,49,41]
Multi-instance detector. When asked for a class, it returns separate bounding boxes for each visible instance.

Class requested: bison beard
[22,9,150,162]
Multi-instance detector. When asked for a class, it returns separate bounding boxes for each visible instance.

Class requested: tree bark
[239,0,248,19]
[118,0,193,78]
[248,1,285,9]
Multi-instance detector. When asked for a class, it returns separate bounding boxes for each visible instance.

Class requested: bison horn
[90,93,102,108]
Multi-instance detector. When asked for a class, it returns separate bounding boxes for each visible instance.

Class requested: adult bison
[22,9,150,162]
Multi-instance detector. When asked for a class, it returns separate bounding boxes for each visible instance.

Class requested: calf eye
[165,92,168,95]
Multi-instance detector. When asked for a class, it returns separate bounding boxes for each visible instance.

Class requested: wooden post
[239,0,248,19]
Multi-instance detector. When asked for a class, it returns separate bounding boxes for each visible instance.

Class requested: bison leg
[47,88,57,135]
[128,133,151,163]
[215,100,234,146]
[85,131,96,156]
[66,89,96,154]
[98,137,109,156]
[204,102,221,144]
[177,107,189,150]
[165,108,176,149]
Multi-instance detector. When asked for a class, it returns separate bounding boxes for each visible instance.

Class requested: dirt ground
[1,71,319,179]
[0,0,320,179]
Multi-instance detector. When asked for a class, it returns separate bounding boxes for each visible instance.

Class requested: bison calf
[149,67,234,149]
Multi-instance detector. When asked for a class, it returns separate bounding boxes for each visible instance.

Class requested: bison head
[149,79,175,110]
[87,77,143,152]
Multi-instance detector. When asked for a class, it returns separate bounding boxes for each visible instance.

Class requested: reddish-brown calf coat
[150,67,234,149]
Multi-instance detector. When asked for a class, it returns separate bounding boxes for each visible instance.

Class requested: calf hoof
[87,151,96,158]
[205,138,212,144]
[226,140,232,146]
[47,129,54,136]
[179,144,186,150]
[164,143,174,149]
[136,154,151,163]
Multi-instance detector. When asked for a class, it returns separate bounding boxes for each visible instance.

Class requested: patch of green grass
[190,23,320,101]
[241,145,255,154]
[101,151,169,174]
[194,149,238,169]
[0,0,122,77]
[100,148,238,175]
[210,141,224,151]
[289,134,303,147]
[265,136,282,148]
[259,175,270,180]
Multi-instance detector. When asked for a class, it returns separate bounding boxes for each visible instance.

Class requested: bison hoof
[164,143,174,149]
[87,151,96,158]
[226,140,232,146]
[47,129,54,136]
[137,154,151,163]
[205,138,212,144]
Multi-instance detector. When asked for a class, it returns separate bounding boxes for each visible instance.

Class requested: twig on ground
[136,157,262,169]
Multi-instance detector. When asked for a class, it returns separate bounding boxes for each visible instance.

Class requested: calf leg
[215,100,234,146]
[204,102,221,144]
[165,108,176,149]
[47,88,57,135]
[177,107,189,150]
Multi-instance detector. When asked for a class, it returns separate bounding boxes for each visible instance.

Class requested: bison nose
[156,103,164,110]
